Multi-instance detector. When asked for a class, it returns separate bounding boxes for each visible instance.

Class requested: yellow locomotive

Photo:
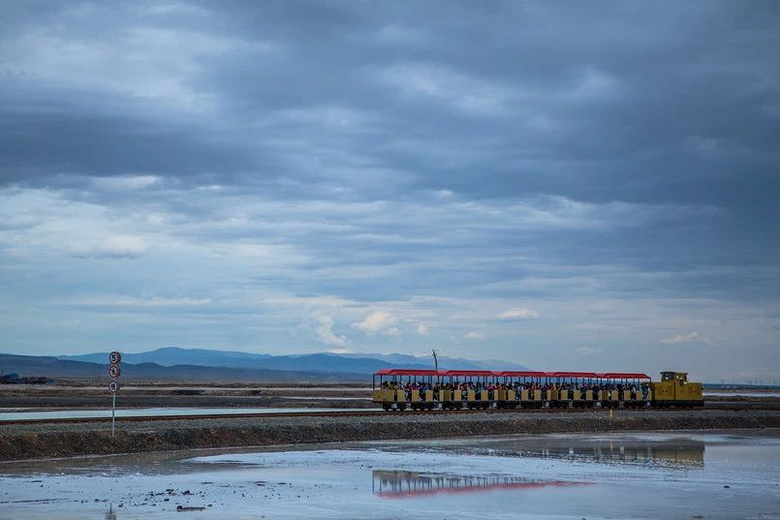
[650,371,703,407]
[372,369,703,410]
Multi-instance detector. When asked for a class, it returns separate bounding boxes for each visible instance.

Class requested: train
[372,369,703,410]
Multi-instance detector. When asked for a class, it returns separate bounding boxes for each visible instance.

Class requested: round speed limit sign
[108,365,121,378]
[109,351,122,364]
[108,380,119,393]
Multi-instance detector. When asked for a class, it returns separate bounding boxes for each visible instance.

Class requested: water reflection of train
[508,438,705,466]
[373,370,704,410]
[372,440,704,498]
[372,471,590,498]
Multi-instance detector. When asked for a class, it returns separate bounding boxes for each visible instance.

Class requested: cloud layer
[0,1,778,382]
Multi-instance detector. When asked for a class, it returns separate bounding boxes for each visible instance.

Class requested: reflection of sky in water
[0,432,777,520]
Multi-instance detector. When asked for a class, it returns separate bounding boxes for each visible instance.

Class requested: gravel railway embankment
[0,409,778,461]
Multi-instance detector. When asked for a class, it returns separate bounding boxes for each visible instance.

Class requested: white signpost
[108,351,121,437]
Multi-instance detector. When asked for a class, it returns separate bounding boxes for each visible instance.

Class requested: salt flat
[0,430,777,519]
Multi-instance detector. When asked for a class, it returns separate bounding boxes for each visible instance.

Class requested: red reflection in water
[373,471,593,499]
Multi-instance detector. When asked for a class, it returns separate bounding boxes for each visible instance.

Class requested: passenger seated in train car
[418,384,425,400]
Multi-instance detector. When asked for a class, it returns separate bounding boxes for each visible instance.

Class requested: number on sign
[109,351,122,364]
[108,365,121,378]
[108,380,119,393]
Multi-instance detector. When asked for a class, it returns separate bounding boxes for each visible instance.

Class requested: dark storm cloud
[0,100,259,185]
[2,1,778,204]
[182,1,780,202]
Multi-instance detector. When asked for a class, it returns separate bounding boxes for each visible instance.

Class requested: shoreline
[0,409,777,462]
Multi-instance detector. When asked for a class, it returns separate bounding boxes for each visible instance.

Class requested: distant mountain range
[0,348,529,383]
[0,353,364,382]
[59,347,530,374]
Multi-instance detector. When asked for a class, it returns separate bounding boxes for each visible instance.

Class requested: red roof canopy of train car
[548,371,599,378]
[496,371,547,377]
[374,369,441,376]
[441,370,494,376]
[597,372,651,379]
[373,369,652,379]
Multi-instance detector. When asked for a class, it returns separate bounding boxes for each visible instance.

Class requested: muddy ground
[1,408,778,462]
[1,382,779,462]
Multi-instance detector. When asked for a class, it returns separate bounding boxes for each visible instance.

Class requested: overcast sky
[1,1,778,382]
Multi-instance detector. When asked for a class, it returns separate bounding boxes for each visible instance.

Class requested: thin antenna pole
[111,393,116,437]
[432,349,439,371]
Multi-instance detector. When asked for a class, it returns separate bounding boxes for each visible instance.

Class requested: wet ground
[0,430,777,520]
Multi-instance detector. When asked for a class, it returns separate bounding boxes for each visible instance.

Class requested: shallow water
[0,430,777,519]
[0,407,376,422]
[704,391,780,398]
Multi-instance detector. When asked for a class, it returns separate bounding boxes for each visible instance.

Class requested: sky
[0,1,778,382]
